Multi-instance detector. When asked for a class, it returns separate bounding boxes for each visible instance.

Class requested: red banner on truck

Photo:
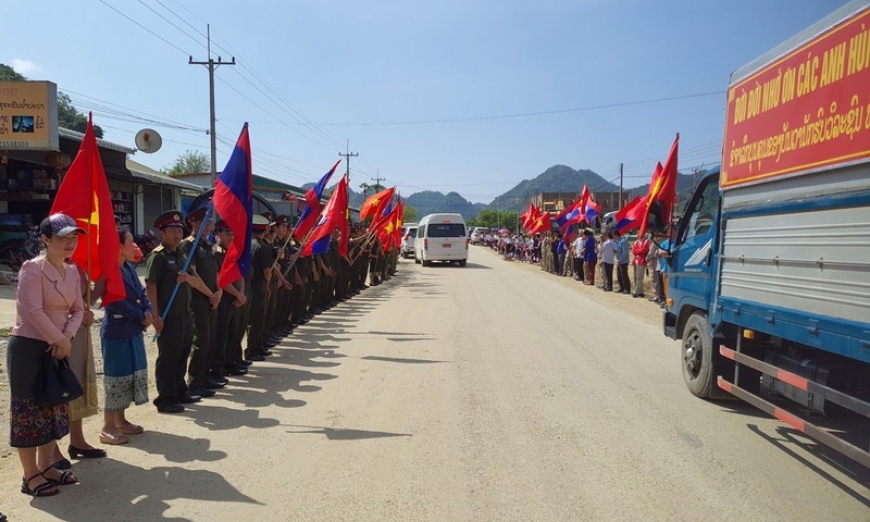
[721,6,870,188]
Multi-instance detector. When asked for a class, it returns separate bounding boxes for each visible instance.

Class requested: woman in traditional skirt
[8,214,85,497]
[98,227,153,443]
[48,264,107,467]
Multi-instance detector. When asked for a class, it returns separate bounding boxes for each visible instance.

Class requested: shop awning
[126,159,205,192]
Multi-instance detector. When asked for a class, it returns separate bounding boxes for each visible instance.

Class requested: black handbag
[35,356,84,406]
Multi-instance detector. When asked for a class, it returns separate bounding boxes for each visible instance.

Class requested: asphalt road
[1,247,869,521]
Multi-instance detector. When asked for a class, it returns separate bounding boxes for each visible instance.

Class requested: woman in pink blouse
[8,214,85,497]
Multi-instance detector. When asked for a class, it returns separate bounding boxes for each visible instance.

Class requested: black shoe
[179,394,202,404]
[259,347,273,356]
[157,403,184,414]
[246,353,265,362]
[237,359,253,367]
[223,365,246,376]
[52,458,72,471]
[69,445,107,459]
[205,379,227,389]
[603,287,612,292]
[189,387,216,398]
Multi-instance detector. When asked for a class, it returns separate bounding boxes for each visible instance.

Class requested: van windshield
[427,223,466,237]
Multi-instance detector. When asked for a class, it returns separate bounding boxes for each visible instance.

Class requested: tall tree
[165,150,209,175]
[403,205,418,223]
[0,63,104,138]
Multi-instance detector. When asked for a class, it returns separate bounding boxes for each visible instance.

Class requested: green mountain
[488,165,619,212]
[405,191,486,221]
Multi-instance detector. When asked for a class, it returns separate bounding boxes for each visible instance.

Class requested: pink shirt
[12,257,85,345]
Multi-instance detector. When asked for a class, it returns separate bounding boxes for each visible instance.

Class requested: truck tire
[682,312,720,399]
[414,255,421,264]
[458,259,467,267]
[422,258,430,266]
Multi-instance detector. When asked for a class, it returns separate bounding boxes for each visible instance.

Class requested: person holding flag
[145,211,205,414]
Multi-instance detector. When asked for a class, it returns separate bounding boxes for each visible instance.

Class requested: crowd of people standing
[5,209,400,501]
[483,227,670,304]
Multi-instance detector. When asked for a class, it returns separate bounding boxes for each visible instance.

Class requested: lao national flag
[579,185,600,224]
[555,199,582,229]
[51,114,125,306]
[302,175,349,257]
[213,124,253,288]
[294,160,340,240]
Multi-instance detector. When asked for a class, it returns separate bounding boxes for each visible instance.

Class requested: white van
[414,213,468,266]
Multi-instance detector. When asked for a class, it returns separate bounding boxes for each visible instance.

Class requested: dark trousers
[603,262,614,290]
[214,296,238,368]
[154,311,193,406]
[573,257,584,280]
[617,263,630,292]
[188,300,216,388]
[246,284,268,355]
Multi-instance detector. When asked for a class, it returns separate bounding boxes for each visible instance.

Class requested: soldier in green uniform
[145,210,205,414]
[245,214,274,362]
[212,220,248,376]
[180,207,225,398]
[268,215,295,340]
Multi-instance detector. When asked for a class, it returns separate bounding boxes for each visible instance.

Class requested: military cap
[186,207,210,223]
[252,213,270,232]
[260,211,273,224]
[215,219,231,232]
[154,210,185,230]
[273,215,290,226]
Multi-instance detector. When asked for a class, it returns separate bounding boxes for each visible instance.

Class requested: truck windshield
[679,178,720,244]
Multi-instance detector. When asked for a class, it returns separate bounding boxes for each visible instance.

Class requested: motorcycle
[0,226,40,272]
[134,230,158,263]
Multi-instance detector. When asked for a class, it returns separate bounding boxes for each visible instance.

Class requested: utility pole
[339,140,358,181]
[189,25,235,188]
[372,170,385,190]
[619,162,624,208]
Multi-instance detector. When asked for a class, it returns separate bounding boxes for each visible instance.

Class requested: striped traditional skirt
[101,334,149,412]
[7,335,71,448]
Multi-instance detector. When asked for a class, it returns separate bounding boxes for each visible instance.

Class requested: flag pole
[152,202,215,341]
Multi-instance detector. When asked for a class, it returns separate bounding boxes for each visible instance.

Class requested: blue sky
[3,0,849,203]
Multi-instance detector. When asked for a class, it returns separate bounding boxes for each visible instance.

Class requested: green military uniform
[146,210,194,411]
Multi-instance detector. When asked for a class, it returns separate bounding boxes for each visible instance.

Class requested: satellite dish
[135,128,162,153]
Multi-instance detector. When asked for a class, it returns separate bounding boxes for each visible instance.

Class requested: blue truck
[664,0,870,467]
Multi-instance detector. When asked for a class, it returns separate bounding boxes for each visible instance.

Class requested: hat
[154,210,185,230]
[40,213,85,238]
[273,215,290,226]
[260,211,273,223]
[252,214,270,232]
[186,207,210,223]
[214,219,231,232]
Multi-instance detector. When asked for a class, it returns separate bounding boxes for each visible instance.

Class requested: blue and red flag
[579,185,601,224]
[555,199,583,229]
[302,174,349,257]
[294,160,341,240]
[213,123,253,288]
[615,195,642,232]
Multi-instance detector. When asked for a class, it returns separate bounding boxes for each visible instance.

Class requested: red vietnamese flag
[375,204,400,250]
[391,198,405,250]
[302,175,349,257]
[51,114,124,306]
[522,204,542,231]
[528,212,552,234]
[360,187,395,222]
[637,134,679,238]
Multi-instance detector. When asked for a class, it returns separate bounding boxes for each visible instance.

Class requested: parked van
[414,213,468,266]
[400,223,418,258]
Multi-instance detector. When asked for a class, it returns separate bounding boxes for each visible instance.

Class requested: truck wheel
[414,255,421,264]
[422,259,430,266]
[458,259,467,267]
[682,312,719,399]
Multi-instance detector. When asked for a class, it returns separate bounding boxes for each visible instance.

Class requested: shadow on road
[285,424,412,440]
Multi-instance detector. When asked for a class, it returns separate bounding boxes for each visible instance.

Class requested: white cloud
[10,58,41,75]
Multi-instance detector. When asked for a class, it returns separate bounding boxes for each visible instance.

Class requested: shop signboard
[0,81,59,150]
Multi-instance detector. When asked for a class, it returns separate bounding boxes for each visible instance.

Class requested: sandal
[21,473,59,497]
[99,431,130,445]
[115,423,144,435]
[41,468,78,486]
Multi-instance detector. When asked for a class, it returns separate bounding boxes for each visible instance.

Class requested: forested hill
[488,165,618,211]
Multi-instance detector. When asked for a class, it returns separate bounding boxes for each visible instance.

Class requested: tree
[165,150,209,175]
[359,181,386,199]
[403,205,418,223]
[0,63,104,138]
